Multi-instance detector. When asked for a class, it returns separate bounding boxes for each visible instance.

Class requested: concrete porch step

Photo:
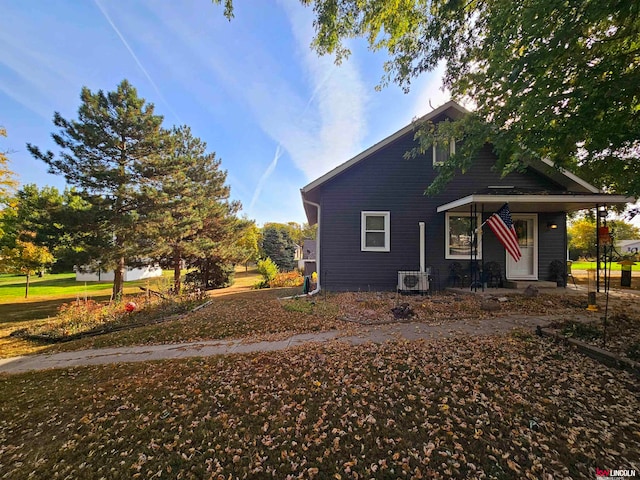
[504,280,560,289]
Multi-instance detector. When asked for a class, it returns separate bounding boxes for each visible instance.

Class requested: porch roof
[436,193,634,214]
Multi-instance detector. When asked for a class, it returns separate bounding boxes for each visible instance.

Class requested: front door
[506,214,538,280]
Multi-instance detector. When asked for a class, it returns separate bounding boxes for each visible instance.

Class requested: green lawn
[0,272,173,303]
[570,261,640,271]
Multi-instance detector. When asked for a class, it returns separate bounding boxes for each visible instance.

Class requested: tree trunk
[173,251,182,294]
[25,273,30,299]
[113,256,125,300]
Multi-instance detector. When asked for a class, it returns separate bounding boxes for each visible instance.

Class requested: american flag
[486,203,522,262]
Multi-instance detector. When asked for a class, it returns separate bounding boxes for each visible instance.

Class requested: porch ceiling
[436,193,634,214]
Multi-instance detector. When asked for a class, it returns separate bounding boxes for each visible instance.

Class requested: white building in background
[75,264,163,282]
[618,239,640,258]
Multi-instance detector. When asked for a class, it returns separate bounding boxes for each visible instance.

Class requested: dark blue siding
[317,133,567,291]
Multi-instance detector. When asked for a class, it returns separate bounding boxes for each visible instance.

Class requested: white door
[506,214,538,280]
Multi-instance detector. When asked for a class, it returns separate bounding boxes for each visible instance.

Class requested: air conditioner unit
[398,271,430,292]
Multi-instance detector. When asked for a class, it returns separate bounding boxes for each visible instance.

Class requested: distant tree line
[568,216,640,260]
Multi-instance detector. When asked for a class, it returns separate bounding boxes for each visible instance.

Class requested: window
[361,211,390,252]
[445,212,482,259]
[433,138,456,166]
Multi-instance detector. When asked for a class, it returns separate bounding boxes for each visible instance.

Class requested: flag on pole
[486,203,522,262]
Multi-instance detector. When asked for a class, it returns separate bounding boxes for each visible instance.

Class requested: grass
[570,260,640,271]
[0,271,175,303]
[1,336,638,479]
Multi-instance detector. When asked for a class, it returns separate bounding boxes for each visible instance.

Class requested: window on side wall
[445,212,482,259]
[361,211,390,252]
[433,138,456,166]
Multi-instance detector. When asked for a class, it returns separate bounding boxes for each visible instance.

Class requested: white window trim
[433,138,456,166]
[361,211,390,252]
[445,212,482,260]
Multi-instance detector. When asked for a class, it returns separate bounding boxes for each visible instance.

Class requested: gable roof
[301,100,469,195]
[301,101,602,196]
[300,100,629,223]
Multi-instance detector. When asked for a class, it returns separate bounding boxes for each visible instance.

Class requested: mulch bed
[547,305,640,364]
[308,290,585,325]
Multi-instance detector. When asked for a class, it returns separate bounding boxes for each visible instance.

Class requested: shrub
[269,270,304,288]
[253,257,278,289]
[561,321,602,340]
[15,293,209,342]
[20,298,139,340]
[185,258,235,291]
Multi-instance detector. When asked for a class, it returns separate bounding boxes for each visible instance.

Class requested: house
[75,263,163,282]
[298,239,317,276]
[618,239,640,259]
[300,101,632,292]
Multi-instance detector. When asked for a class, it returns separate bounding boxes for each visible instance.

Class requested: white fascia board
[538,157,600,193]
[436,195,476,212]
[301,101,469,194]
[437,194,633,212]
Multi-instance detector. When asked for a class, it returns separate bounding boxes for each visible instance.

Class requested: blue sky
[0,0,449,226]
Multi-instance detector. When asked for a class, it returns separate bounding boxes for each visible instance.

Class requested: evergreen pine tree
[28,80,169,299]
[140,126,241,292]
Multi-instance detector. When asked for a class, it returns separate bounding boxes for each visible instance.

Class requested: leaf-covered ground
[1,336,639,480]
[548,295,640,363]
[323,291,586,325]
[42,288,349,353]
[41,290,591,354]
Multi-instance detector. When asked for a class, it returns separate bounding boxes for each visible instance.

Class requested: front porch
[437,189,633,289]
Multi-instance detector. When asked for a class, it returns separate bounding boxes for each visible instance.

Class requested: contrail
[300,68,334,118]
[93,0,182,124]
[249,144,283,214]
[249,70,333,213]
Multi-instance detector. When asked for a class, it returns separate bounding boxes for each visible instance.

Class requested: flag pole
[481,203,484,291]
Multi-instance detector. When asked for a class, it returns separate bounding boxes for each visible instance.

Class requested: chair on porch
[448,262,464,287]
[468,260,483,289]
[484,261,503,288]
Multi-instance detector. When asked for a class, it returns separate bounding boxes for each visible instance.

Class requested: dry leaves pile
[47,289,600,354]
[48,288,348,353]
[315,291,584,325]
[2,336,638,479]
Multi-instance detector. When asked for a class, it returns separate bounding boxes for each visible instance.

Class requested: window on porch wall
[445,212,482,259]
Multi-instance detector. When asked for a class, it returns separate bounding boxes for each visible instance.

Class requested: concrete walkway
[0,313,573,375]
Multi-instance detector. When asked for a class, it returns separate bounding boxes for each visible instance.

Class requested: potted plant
[549,260,565,287]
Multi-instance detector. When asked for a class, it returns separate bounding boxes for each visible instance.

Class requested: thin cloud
[148,1,368,178]
[93,0,182,124]
[249,144,283,214]
[277,0,368,180]
[0,28,77,119]
[412,62,451,119]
